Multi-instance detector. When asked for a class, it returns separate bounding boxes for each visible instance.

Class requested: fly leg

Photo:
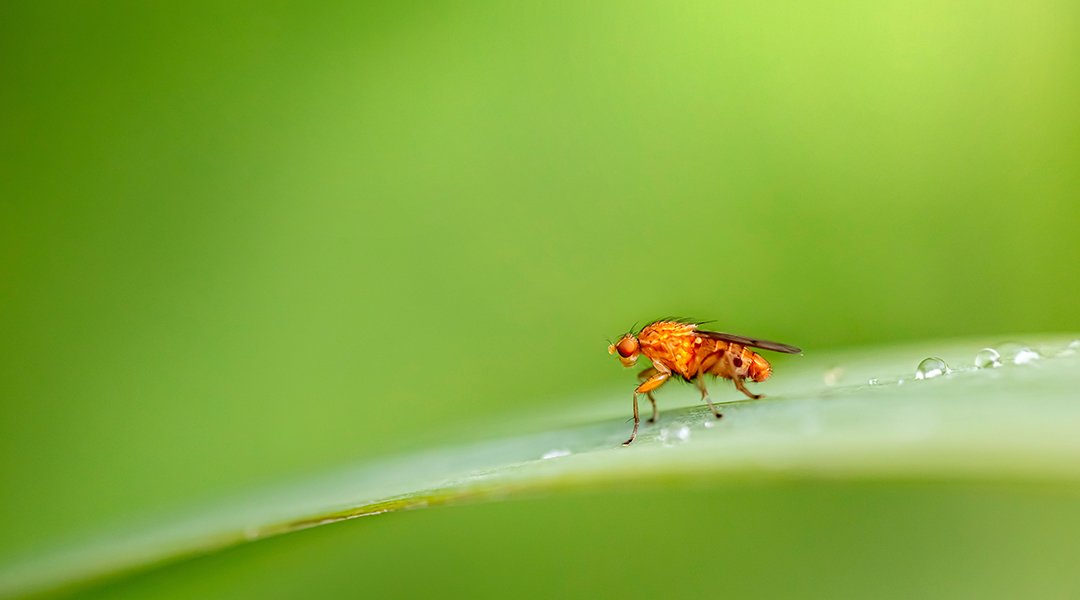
[623,369,670,446]
[732,374,762,400]
[710,350,763,401]
[637,367,660,423]
[695,376,722,419]
[697,351,726,419]
[624,393,640,447]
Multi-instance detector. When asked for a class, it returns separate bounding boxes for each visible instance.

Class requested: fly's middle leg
[646,394,658,424]
[695,376,722,419]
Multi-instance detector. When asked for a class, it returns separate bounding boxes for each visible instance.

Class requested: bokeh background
[2,0,1079,597]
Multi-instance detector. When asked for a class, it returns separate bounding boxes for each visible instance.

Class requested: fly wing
[695,330,802,354]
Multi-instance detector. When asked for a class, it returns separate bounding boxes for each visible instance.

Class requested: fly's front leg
[732,375,762,400]
[623,369,670,446]
[695,376,722,419]
[637,367,660,423]
[623,392,641,447]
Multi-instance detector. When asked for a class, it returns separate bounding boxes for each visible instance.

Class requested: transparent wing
[695,330,801,354]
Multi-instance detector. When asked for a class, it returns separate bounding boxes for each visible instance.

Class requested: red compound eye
[616,337,638,358]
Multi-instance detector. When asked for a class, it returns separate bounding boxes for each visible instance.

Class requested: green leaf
[3,336,1079,599]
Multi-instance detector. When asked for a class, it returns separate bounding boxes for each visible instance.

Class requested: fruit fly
[608,319,801,446]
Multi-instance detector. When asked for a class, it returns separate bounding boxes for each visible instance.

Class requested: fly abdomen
[747,351,772,382]
[721,343,771,382]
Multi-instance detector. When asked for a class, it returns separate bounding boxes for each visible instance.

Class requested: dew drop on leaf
[915,357,948,379]
[823,366,843,386]
[997,342,1041,365]
[1055,340,1079,357]
[541,449,571,460]
[975,348,1001,369]
[1013,349,1041,364]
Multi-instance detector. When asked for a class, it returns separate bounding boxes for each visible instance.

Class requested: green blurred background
[1,0,1079,595]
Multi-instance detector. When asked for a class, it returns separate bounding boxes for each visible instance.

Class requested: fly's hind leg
[637,367,660,423]
[710,352,763,401]
[732,374,763,400]
[695,376,722,419]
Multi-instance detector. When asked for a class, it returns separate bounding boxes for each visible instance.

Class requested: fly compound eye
[616,337,638,358]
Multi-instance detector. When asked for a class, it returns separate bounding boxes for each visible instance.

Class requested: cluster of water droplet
[825,339,1077,392]
[909,339,1080,380]
[915,336,1080,379]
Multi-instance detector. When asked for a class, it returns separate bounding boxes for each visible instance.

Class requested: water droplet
[997,342,1041,365]
[823,366,843,387]
[1055,340,1080,357]
[1013,349,1040,364]
[868,378,878,385]
[704,420,715,428]
[677,425,691,441]
[915,357,948,380]
[897,379,904,385]
[974,348,1001,369]
[541,449,571,460]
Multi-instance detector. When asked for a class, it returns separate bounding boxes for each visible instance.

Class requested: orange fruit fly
[608,319,801,446]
